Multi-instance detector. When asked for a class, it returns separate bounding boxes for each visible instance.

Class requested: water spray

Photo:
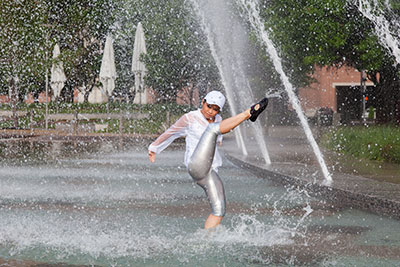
[357,0,400,65]
[191,3,249,156]
[237,0,333,185]
[190,0,276,163]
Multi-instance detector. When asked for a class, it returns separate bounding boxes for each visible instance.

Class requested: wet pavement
[224,125,400,220]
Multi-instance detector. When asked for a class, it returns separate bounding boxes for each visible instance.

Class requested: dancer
[148,91,268,229]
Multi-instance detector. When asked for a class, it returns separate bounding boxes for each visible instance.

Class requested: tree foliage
[0,0,116,102]
[0,0,220,105]
[0,0,46,96]
[45,0,116,102]
[261,0,400,122]
[114,0,220,103]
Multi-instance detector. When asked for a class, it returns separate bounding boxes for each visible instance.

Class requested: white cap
[204,91,226,110]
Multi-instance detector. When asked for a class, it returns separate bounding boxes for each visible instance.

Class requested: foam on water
[0,212,174,260]
[4,145,400,265]
[207,215,294,247]
[0,147,313,265]
[0,211,296,265]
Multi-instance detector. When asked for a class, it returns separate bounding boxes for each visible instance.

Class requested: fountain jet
[191,0,273,164]
[237,0,333,184]
[357,0,400,65]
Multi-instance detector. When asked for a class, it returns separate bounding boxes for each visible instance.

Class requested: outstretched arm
[148,114,189,162]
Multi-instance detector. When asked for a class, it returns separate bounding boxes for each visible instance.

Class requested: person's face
[201,100,220,120]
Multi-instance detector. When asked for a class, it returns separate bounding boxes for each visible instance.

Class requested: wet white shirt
[148,109,223,170]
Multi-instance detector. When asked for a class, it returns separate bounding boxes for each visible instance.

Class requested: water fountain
[1,139,400,265]
[191,0,272,164]
[357,0,400,65]
[3,0,400,266]
[0,140,310,265]
[236,0,333,184]
[191,1,248,157]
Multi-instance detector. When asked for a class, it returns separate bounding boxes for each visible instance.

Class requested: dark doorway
[336,85,376,124]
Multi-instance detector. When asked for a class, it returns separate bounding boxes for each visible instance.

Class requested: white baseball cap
[204,91,226,110]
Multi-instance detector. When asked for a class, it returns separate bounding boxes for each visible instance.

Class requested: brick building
[298,65,375,123]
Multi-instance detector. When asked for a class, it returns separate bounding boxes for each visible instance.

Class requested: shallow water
[0,140,400,266]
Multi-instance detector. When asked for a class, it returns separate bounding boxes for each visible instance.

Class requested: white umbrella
[50,43,67,100]
[99,35,117,96]
[132,22,147,104]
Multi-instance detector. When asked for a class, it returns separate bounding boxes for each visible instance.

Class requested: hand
[148,150,156,163]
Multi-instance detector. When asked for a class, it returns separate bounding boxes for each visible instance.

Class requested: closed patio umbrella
[132,22,147,104]
[99,35,117,97]
[50,43,67,100]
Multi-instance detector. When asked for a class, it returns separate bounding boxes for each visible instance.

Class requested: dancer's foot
[249,97,269,122]
[204,214,223,229]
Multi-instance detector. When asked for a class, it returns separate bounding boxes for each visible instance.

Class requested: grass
[0,102,193,134]
[321,125,400,164]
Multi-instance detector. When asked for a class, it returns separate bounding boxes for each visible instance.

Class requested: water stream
[236,0,333,184]
[191,0,273,164]
[357,0,400,65]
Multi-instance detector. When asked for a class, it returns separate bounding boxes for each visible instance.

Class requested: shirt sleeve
[217,115,223,143]
[148,114,189,154]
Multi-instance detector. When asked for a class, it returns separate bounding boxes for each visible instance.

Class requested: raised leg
[219,97,269,133]
[219,108,250,134]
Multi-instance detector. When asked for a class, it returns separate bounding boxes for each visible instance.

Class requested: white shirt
[148,109,223,170]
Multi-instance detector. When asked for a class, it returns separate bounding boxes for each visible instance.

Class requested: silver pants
[188,122,226,217]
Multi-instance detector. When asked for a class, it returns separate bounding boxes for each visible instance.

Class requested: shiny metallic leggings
[188,122,226,217]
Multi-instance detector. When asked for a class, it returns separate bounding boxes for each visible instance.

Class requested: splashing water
[230,61,271,164]
[206,214,294,246]
[357,0,400,65]
[294,204,314,231]
[265,91,284,99]
[0,212,293,263]
[3,142,400,265]
[236,0,333,184]
[0,147,306,265]
[191,0,273,164]
[191,0,248,156]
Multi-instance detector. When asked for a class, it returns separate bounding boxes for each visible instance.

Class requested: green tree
[260,0,400,122]
[44,0,116,102]
[115,0,220,104]
[0,0,116,103]
[0,0,48,127]
[1,0,220,107]
[0,0,47,97]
